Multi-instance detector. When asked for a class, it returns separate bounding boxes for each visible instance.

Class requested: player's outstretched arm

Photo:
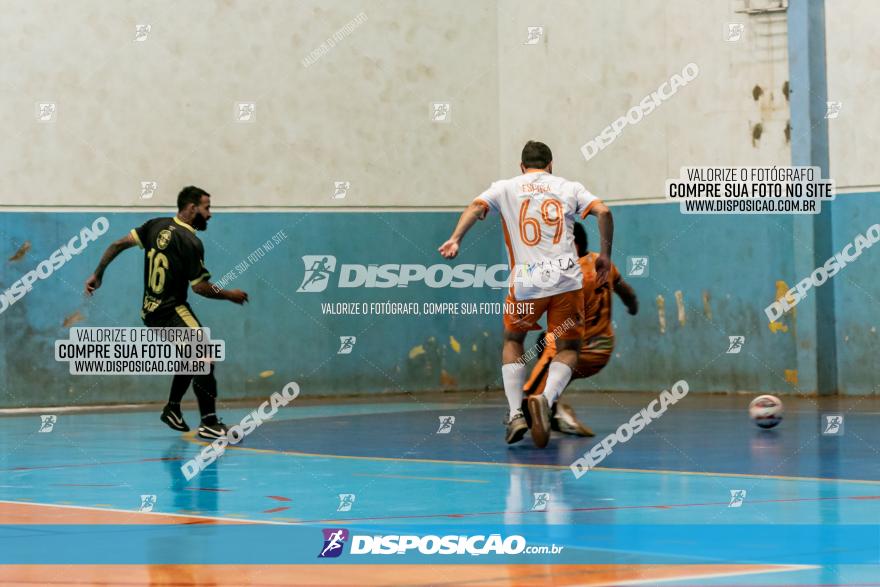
[587,202,614,283]
[192,281,249,305]
[614,278,638,315]
[438,201,486,259]
[85,233,137,295]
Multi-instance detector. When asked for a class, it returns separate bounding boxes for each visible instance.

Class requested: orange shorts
[502,290,585,341]
[524,335,614,395]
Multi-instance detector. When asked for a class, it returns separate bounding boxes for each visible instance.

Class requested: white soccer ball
[749,395,784,429]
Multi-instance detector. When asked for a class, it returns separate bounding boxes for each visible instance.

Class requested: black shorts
[143,304,203,329]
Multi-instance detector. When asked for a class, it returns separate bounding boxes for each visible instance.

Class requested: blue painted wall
[829,192,880,396]
[577,204,799,395]
[0,198,876,408]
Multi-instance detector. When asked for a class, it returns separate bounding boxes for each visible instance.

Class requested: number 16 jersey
[130,217,211,320]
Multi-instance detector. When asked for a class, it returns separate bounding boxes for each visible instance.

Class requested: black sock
[168,375,193,404]
[193,368,219,423]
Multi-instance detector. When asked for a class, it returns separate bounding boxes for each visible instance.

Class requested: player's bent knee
[555,337,582,353]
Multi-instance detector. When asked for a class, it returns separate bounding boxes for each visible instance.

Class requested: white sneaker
[553,402,595,437]
[505,409,528,444]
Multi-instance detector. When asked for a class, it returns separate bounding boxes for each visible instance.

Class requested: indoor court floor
[1,391,878,586]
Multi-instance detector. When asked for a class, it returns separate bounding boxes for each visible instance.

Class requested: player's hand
[227,289,249,305]
[438,238,460,259]
[594,254,611,285]
[627,300,638,315]
[85,274,101,296]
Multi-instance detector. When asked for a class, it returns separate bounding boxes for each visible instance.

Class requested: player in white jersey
[439,141,613,448]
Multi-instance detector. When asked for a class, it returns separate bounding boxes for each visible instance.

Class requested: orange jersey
[538,253,620,355]
[580,252,620,340]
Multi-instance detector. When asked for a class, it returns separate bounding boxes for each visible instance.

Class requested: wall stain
[768,280,795,334]
[8,241,31,262]
[751,123,764,147]
[440,369,457,388]
[656,295,666,334]
[752,84,764,101]
[702,290,713,320]
[674,290,686,326]
[62,311,84,328]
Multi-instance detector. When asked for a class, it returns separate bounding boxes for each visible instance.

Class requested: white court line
[0,499,824,579]
[0,401,468,417]
[0,498,821,582]
[0,403,157,415]
[0,499,292,525]
[4,402,877,416]
[584,563,816,587]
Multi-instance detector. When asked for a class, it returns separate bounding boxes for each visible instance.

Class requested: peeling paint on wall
[62,311,84,328]
[409,345,426,359]
[751,122,764,147]
[8,241,30,262]
[784,369,798,385]
[440,370,457,387]
[449,336,461,353]
[656,295,666,334]
[702,290,713,320]
[768,280,795,334]
[675,290,686,326]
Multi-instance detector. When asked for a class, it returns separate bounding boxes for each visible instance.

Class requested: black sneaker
[197,420,228,440]
[160,404,189,432]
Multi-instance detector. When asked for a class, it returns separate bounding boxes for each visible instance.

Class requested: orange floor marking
[0,564,804,586]
[0,502,243,525]
[0,503,805,585]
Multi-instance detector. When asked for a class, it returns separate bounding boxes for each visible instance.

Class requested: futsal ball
[749,395,784,429]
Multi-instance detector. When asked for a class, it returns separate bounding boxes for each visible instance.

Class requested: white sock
[501,363,526,419]
[542,362,573,407]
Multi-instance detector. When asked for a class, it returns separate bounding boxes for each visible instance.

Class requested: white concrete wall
[0,0,499,208]
[824,0,879,191]
[496,0,791,202]
[0,1,810,209]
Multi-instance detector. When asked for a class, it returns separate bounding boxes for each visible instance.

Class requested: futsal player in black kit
[85,186,248,439]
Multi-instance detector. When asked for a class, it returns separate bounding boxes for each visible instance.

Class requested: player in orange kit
[439,141,614,448]
[523,222,638,436]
